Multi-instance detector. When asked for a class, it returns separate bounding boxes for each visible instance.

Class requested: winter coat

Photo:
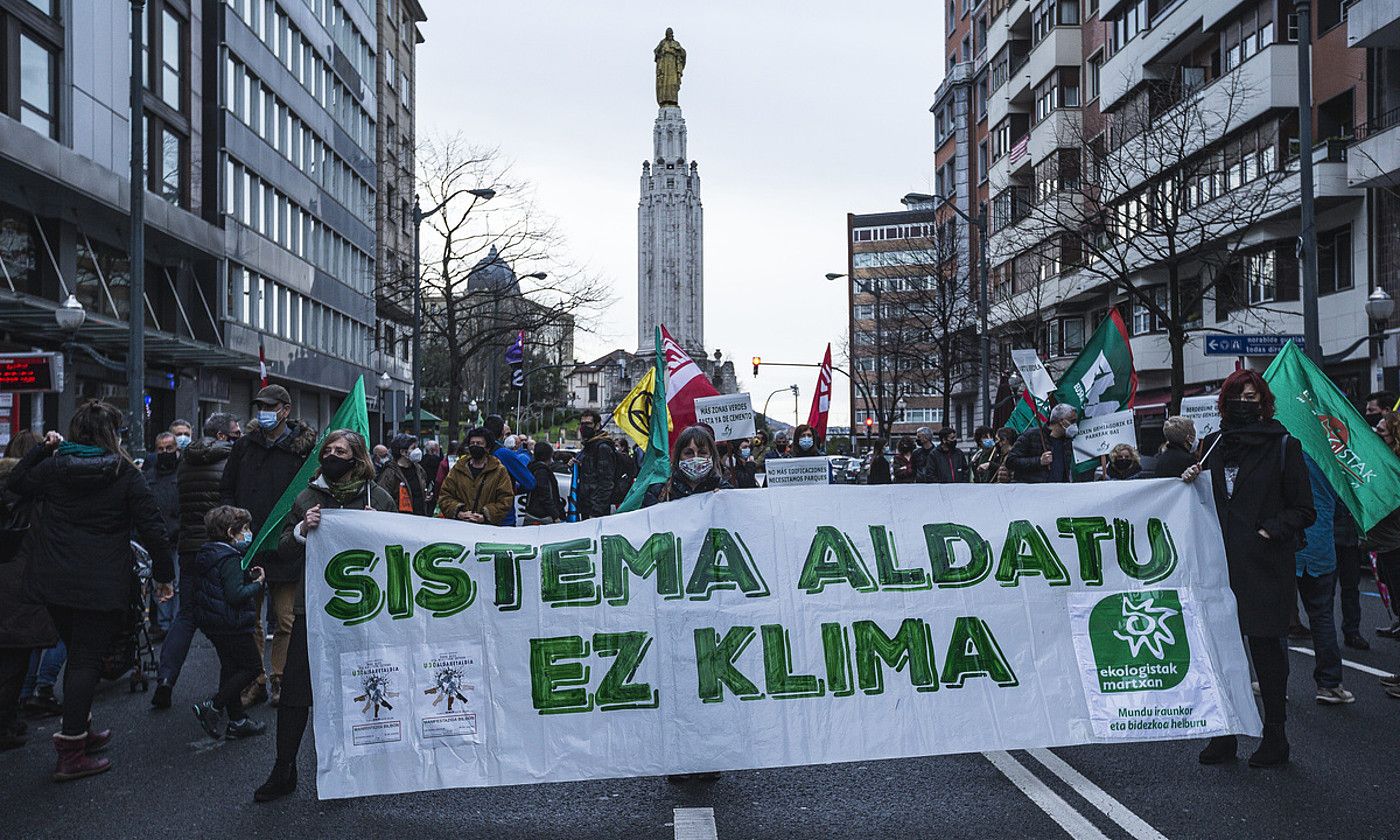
[378,460,430,516]
[279,476,396,616]
[867,454,892,485]
[892,454,916,483]
[190,541,263,636]
[1152,443,1197,481]
[438,455,516,526]
[911,446,937,483]
[968,445,999,483]
[0,457,58,650]
[7,445,173,612]
[177,438,234,554]
[1008,426,1075,483]
[576,434,619,519]
[725,458,759,489]
[525,460,564,521]
[1201,421,1316,636]
[642,471,731,507]
[929,445,970,484]
[493,443,535,526]
[142,458,181,545]
[220,418,317,581]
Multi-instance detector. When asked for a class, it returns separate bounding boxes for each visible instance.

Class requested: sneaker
[1315,686,1355,705]
[225,717,267,739]
[192,700,227,740]
[1380,673,1400,688]
[1378,621,1400,639]
[1344,633,1371,651]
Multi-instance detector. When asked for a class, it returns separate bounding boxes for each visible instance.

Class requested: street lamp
[378,371,392,444]
[55,293,86,332]
[790,383,800,428]
[1366,288,1394,323]
[468,399,479,427]
[412,186,497,438]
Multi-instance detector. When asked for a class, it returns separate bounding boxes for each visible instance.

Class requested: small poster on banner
[764,456,830,487]
[1071,410,1137,464]
[1179,396,1220,440]
[341,650,411,754]
[413,642,485,745]
[693,393,755,441]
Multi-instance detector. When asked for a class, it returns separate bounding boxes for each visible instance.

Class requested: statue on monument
[654,27,685,107]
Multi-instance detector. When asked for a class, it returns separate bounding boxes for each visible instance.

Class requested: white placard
[1071,410,1138,463]
[307,480,1260,798]
[694,393,756,441]
[1011,348,1058,399]
[1178,396,1220,441]
[762,456,831,487]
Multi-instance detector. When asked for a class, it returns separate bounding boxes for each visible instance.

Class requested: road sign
[1201,334,1305,357]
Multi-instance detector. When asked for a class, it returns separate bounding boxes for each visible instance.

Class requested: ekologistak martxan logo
[1089,590,1190,693]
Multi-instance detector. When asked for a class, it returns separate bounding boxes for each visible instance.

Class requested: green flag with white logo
[1263,341,1400,532]
[1053,309,1138,419]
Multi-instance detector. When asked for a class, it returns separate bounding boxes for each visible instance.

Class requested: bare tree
[414,135,610,442]
[994,71,1302,411]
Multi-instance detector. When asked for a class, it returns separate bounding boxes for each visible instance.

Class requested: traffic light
[751,355,761,377]
[864,416,874,436]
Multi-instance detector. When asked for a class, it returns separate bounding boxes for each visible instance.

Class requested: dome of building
[466,245,517,292]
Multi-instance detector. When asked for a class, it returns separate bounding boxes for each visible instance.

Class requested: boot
[1197,735,1237,765]
[253,761,297,802]
[84,724,112,754]
[1248,724,1290,768]
[52,732,112,782]
[151,680,173,710]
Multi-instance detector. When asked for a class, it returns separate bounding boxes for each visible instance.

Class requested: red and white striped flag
[660,325,718,445]
[806,343,833,442]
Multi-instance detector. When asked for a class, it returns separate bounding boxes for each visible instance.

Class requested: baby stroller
[99,540,160,692]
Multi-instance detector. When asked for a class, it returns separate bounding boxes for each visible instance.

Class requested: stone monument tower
[637,28,704,356]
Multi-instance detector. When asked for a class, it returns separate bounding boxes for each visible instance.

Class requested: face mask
[320,454,355,482]
[175,434,191,450]
[408,448,423,463]
[579,425,596,439]
[1366,412,1383,427]
[981,438,995,449]
[1223,399,1261,427]
[1113,459,1133,470]
[468,444,488,460]
[233,530,252,549]
[679,456,712,481]
[256,410,280,429]
[740,447,751,458]
[155,451,178,471]
[799,436,814,449]
[1063,423,1079,439]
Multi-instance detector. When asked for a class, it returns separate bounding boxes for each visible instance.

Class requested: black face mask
[1223,399,1262,427]
[1112,459,1133,471]
[579,424,596,439]
[155,451,178,471]
[1366,412,1383,428]
[320,454,355,482]
[467,444,488,460]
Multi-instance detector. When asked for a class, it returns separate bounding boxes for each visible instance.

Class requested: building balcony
[1101,0,1220,112]
[1028,109,1081,165]
[1025,26,1082,96]
[1348,112,1400,189]
[1348,0,1400,48]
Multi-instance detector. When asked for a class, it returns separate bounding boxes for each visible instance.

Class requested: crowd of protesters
[3,372,1400,799]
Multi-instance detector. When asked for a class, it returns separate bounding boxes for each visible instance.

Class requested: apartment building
[936,0,1399,437]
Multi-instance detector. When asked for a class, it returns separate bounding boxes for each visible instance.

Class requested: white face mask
[799,436,814,449]
[175,434,191,450]
[1063,423,1079,439]
[408,448,423,463]
[679,456,712,481]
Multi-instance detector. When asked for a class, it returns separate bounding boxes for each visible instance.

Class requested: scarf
[56,442,107,458]
[328,477,368,505]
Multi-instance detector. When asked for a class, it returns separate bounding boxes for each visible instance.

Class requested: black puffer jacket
[142,458,180,545]
[190,541,263,636]
[7,445,173,612]
[0,457,58,650]
[575,434,619,519]
[177,437,234,554]
[220,418,318,581]
[525,459,564,521]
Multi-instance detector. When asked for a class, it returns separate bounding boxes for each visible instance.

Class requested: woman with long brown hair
[254,429,395,802]
[5,400,173,781]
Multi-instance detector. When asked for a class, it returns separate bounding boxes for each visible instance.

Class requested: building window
[144,0,190,208]
[1318,226,1353,295]
[1086,51,1102,102]
[1246,250,1276,305]
[1033,68,1080,124]
[2,4,63,140]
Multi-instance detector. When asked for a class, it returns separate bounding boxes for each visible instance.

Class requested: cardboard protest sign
[694,393,756,441]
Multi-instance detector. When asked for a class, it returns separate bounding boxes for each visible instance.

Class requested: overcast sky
[417,1,942,425]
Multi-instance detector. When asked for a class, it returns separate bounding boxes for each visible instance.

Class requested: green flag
[1006,390,1050,434]
[1263,341,1400,533]
[616,328,670,513]
[1053,309,1138,418]
[242,376,370,568]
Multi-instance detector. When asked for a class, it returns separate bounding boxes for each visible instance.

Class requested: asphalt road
[2,585,1397,839]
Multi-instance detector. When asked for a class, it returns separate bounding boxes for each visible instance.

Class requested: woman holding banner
[643,426,732,508]
[1183,370,1314,769]
[254,430,395,802]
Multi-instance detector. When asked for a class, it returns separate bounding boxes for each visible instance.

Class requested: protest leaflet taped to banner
[1179,396,1221,440]
[693,393,755,441]
[306,480,1259,799]
[1071,410,1138,465]
[763,456,831,487]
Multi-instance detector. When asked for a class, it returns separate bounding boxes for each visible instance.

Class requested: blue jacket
[191,541,263,636]
[1296,455,1337,577]
[493,443,535,526]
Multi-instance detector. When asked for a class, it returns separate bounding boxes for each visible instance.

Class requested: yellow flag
[613,367,670,448]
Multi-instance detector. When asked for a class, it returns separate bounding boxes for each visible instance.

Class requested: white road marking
[673,806,718,840]
[1026,748,1169,840]
[1288,645,1393,678]
[983,751,1111,840]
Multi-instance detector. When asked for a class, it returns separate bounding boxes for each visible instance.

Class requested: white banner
[306,481,1260,799]
[1179,396,1221,440]
[694,393,755,441]
[763,456,831,487]
[1011,348,1057,399]
[1072,410,1138,464]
